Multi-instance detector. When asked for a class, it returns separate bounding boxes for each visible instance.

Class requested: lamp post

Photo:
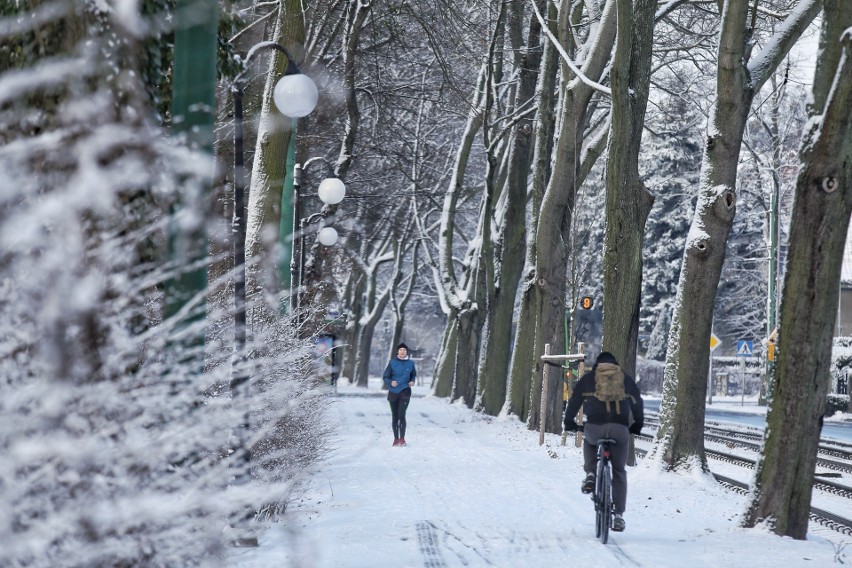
[229,42,318,495]
[290,159,345,315]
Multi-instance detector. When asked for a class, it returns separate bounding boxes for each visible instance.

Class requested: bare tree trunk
[507,0,559,419]
[245,1,304,322]
[300,0,370,331]
[432,319,459,398]
[340,274,365,383]
[600,0,655,375]
[744,1,852,538]
[388,242,418,363]
[452,306,485,406]
[476,0,544,416]
[525,0,617,434]
[653,0,821,471]
[431,58,487,399]
[354,243,400,386]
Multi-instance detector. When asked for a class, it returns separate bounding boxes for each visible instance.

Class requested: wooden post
[539,343,551,445]
[575,342,586,448]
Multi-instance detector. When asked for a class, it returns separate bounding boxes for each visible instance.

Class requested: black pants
[387,388,412,439]
[583,422,630,514]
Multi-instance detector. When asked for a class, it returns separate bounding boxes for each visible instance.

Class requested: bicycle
[592,437,617,544]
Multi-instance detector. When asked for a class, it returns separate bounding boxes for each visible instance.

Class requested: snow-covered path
[230,380,844,567]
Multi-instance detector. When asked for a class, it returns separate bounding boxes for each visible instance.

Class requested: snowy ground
[230,379,850,567]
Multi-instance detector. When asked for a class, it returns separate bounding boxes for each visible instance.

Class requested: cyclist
[563,351,643,532]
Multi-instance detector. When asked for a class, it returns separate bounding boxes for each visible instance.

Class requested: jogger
[383,342,417,447]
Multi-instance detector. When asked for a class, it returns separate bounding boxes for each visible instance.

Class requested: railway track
[634,421,852,536]
[645,415,852,473]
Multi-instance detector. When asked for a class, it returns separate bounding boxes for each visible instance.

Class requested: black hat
[596,351,618,365]
[397,342,409,351]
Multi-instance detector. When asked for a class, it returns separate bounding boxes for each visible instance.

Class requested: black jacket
[563,363,643,430]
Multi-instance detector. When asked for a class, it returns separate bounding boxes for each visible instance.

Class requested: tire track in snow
[416,520,447,567]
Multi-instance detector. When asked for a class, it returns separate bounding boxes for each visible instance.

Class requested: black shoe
[612,514,625,532]
[581,473,595,494]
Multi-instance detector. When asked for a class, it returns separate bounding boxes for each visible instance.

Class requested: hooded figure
[563,351,644,532]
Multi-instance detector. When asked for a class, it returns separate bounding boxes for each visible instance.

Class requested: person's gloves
[563,420,578,432]
[629,423,643,436]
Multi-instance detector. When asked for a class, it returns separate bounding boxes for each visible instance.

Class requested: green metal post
[166,0,217,368]
[763,187,779,405]
[279,135,297,294]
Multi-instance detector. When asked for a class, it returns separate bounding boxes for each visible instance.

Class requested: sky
[229,379,851,568]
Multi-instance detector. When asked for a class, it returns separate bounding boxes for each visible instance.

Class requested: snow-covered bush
[826,394,850,416]
[829,337,852,413]
[0,2,331,566]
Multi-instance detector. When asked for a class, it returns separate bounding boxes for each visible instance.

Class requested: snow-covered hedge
[826,394,850,416]
[0,4,332,565]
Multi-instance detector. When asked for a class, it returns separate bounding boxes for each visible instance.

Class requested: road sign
[710,333,721,351]
[737,340,753,357]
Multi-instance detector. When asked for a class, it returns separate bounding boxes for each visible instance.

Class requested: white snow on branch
[529,0,612,97]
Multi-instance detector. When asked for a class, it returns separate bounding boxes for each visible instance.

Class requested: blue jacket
[383,357,417,393]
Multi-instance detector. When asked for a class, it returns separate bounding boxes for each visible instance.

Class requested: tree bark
[245,1,304,323]
[340,273,365,383]
[431,57,487,400]
[299,0,370,331]
[354,243,400,386]
[600,0,655,375]
[525,0,617,434]
[476,0,544,416]
[744,0,852,538]
[654,0,821,471]
[432,318,459,398]
[507,0,559,420]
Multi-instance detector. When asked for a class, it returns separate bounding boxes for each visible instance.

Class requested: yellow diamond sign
[710,333,721,351]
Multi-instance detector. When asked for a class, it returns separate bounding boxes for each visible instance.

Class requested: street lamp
[229,41,317,510]
[290,159,346,314]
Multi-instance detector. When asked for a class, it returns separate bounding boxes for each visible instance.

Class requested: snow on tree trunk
[476,0,544,417]
[506,0,559,421]
[245,6,303,325]
[433,317,459,398]
[350,241,398,386]
[388,242,418,363]
[743,0,852,538]
[600,0,655,376]
[431,53,488,400]
[524,0,616,434]
[653,0,820,471]
[340,274,365,383]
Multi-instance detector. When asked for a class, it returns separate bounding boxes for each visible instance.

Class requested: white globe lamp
[318,177,346,205]
[317,227,339,247]
[273,74,318,118]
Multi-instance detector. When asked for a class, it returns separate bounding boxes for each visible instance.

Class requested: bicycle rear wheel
[600,464,612,544]
[594,460,605,538]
